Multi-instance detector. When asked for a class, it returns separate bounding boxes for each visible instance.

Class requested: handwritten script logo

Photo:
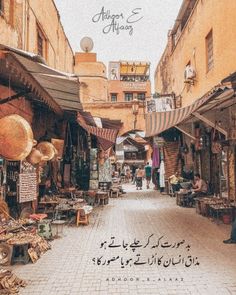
[92,7,143,36]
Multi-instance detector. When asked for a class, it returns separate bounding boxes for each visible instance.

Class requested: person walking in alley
[123,163,130,183]
[144,162,152,189]
[223,218,236,244]
[152,168,160,190]
[135,165,144,190]
[131,164,136,184]
[125,165,131,183]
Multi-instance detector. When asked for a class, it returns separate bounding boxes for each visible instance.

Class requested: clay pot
[36,142,56,161]
[0,115,35,161]
[26,148,49,165]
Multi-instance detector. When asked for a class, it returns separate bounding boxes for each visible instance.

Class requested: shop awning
[0,45,82,114]
[77,111,122,150]
[116,136,128,145]
[145,86,234,137]
[124,145,138,152]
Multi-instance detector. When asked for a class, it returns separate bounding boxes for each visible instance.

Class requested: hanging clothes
[64,123,73,163]
[159,160,165,188]
[160,147,164,161]
[99,158,112,182]
[152,145,160,168]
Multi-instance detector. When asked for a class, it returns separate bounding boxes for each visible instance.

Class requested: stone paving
[11,184,236,295]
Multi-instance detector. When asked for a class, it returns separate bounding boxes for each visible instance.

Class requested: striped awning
[77,111,122,150]
[145,86,233,137]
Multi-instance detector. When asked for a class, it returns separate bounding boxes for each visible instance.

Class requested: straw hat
[36,142,56,161]
[0,115,35,161]
[26,148,49,165]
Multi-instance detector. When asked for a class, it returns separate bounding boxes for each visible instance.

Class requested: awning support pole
[0,91,31,105]
[192,112,228,138]
[175,126,196,141]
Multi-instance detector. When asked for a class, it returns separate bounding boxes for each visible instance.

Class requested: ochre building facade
[74,52,108,103]
[0,0,74,73]
[154,0,236,199]
[155,0,236,107]
[74,54,151,135]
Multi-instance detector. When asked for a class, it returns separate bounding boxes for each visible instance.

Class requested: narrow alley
[13,185,236,295]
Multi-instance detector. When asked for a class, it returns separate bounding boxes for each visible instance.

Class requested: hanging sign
[18,161,37,203]
[18,173,37,203]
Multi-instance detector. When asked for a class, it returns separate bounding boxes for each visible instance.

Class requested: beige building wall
[82,102,146,135]
[74,52,108,103]
[0,0,74,73]
[155,0,236,107]
[74,54,149,134]
[109,80,151,102]
[0,0,23,48]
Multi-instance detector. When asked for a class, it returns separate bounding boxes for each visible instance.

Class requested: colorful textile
[159,160,165,188]
[145,165,152,177]
[152,145,160,168]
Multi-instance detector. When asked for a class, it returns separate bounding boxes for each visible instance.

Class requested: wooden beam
[0,91,31,105]
[192,112,228,137]
[175,125,196,140]
[0,52,6,59]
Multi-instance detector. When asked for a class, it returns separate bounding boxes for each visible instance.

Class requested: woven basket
[0,200,9,221]
[0,115,35,161]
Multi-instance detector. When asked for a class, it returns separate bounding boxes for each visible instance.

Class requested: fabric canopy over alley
[145,85,235,137]
[77,111,123,150]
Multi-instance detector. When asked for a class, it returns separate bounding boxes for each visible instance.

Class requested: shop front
[0,45,99,268]
[146,82,236,223]
[0,44,86,212]
[77,111,123,195]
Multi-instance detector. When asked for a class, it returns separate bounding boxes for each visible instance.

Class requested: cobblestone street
[13,185,236,295]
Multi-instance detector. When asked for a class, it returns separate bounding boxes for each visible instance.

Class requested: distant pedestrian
[152,168,159,190]
[131,164,136,184]
[144,162,152,189]
[126,166,131,183]
[135,166,144,190]
[123,164,130,183]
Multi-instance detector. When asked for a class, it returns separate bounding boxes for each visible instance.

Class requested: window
[137,93,146,101]
[37,30,44,57]
[206,30,213,71]
[124,93,133,102]
[37,25,47,58]
[185,61,191,92]
[111,93,117,102]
